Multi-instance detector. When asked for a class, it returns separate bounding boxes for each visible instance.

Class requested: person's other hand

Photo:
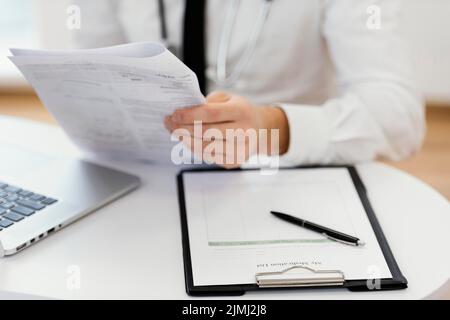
[164,91,289,168]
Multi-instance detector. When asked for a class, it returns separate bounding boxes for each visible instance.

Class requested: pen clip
[322,233,363,246]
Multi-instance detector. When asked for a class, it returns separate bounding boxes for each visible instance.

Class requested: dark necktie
[182,0,207,94]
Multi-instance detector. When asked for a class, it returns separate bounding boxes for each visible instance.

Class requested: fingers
[170,91,234,124]
[206,91,231,103]
[164,92,256,168]
[171,103,241,124]
[168,121,251,140]
[179,135,251,168]
[164,115,172,131]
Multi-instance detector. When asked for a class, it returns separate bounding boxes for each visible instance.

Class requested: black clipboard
[177,165,408,296]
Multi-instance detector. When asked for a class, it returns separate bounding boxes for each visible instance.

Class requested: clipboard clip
[255,265,345,288]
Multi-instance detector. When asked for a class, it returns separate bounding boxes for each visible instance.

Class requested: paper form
[9,42,204,163]
[182,168,392,286]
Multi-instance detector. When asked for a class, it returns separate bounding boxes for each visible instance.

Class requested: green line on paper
[208,239,331,246]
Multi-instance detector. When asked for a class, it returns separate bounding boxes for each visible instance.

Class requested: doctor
[72,0,425,167]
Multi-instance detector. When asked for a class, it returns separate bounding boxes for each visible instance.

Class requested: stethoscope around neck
[158,0,273,88]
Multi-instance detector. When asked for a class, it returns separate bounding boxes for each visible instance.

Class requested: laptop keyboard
[0,182,58,232]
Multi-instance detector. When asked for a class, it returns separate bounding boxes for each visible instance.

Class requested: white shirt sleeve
[279,0,425,165]
[70,0,126,48]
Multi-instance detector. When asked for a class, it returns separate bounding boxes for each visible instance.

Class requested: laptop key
[29,194,45,201]
[11,205,35,216]
[3,212,24,222]
[41,198,57,205]
[4,186,21,193]
[5,194,19,202]
[0,208,6,215]
[0,191,7,198]
[0,183,7,189]
[0,202,15,209]
[18,190,33,197]
[16,199,45,210]
[0,219,13,228]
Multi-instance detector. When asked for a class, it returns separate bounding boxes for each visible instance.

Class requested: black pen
[270,211,365,247]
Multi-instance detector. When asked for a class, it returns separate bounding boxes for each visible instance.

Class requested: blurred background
[0,0,449,199]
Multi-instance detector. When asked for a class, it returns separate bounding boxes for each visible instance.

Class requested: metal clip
[255,265,345,288]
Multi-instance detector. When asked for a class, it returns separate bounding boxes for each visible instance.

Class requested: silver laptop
[0,144,140,257]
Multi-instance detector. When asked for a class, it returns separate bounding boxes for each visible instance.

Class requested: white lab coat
[71,0,425,165]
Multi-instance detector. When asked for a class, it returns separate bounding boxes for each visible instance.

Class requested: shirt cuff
[277,103,331,165]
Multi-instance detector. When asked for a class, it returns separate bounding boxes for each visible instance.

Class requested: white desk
[0,116,449,299]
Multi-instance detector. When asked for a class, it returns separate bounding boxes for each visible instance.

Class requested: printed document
[9,42,204,162]
[182,168,392,286]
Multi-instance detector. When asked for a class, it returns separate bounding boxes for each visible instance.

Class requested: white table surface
[0,116,449,300]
